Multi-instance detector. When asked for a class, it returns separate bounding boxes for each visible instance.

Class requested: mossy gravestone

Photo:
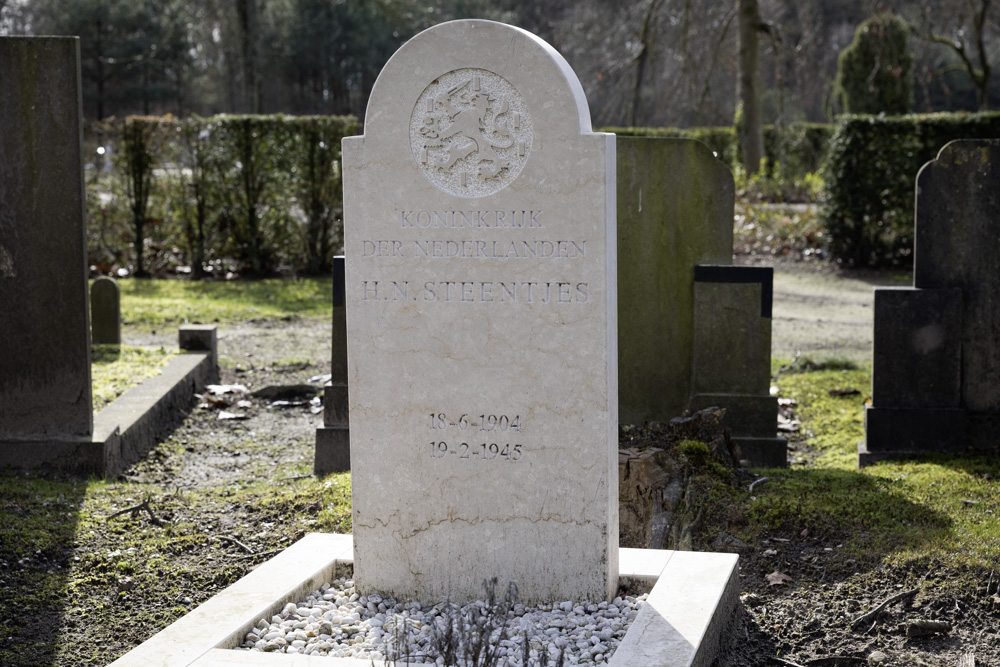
[617,138,732,425]
[343,20,618,604]
[863,140,1000,464]
[0,37,92,445]
[617,138,782,466]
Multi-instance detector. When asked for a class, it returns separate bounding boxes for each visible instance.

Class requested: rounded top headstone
[360,20,595,200]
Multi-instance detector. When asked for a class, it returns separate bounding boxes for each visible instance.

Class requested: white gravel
[238,577,647,664]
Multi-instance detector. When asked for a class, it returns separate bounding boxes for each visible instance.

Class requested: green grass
[113,277,334,330]
[735,360,1000,573]
[0,470,352,666]
[91,345,176,411]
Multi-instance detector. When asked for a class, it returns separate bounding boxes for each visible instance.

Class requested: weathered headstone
[862,140,1000,464]
[688,265,785,466]
[617,138,732,425]
[91,276,121,345]
[0,37,92,444]
[315,255,350,474]
[617,138,784,466]
[344,20,618,603]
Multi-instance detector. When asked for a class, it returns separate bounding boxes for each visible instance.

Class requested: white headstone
[344,19,617,604]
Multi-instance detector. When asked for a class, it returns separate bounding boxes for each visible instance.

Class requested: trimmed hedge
[822,112,1000,266]
[86,114,358,277]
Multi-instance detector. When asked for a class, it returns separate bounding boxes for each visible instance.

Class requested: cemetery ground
[1,265,998,666]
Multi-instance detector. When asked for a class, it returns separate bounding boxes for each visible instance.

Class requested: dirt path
[770,265,909,363]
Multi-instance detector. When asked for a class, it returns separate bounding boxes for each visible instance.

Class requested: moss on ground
[728,360,1000,577]
[92,345,175,411]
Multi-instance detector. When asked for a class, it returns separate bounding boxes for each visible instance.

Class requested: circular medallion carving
[410,68,533,198]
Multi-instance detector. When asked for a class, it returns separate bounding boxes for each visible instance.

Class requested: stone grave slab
[0,37,215,478]
[862,140,1000,464]
[617,138,782,466]
[342,19,618,605]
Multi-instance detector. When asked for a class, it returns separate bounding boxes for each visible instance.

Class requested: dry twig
[215,535,254,554]
[850,587,918,629]
[106,496,168,527]
[236,547,286,561]
[749,477,769,493]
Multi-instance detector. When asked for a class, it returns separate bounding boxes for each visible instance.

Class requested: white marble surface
[343,19,618,604]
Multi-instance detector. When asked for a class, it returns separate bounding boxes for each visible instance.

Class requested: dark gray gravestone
[90,277,121,345]
[862,140,1000,464]
[0,37,92,442]
[688,265,785,467]
[315,255,349,474]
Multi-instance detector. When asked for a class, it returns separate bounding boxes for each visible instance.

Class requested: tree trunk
[738,0,764,174]
[236,0,261,113]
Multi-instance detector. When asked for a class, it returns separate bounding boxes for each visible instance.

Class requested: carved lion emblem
[410,69,532,198]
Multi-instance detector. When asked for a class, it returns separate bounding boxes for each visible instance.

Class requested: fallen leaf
[763,548,778,556]
[766,570,794,586]
[800,528,809,537]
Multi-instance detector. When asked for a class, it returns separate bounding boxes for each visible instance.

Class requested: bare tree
[909,0,993,110]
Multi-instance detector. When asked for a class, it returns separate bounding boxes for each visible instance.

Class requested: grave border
[109,532,738,667]
[0,325,218,478]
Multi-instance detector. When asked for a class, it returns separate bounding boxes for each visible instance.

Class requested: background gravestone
[314,255,349,474]
[617,138,783,466]
[0,37,92,442]
[91,276,121,345]
[617,138,731,425]
[862,140,1000,464]
[344,19,618,604]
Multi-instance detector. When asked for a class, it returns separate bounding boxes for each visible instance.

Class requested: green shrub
[822,112,1000,266]
[85,114,358,277]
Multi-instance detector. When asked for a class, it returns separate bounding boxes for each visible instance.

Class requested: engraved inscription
[430,441,523,461]
[429,412,523,432]
[360,280,589,304]
[361,239,586,259]
[410,69,533,198]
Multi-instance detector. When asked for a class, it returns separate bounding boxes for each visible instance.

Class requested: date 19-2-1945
[429,441,523,461]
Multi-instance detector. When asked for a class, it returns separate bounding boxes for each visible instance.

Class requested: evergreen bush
[835,13,914,115]
[822,112,1000,266]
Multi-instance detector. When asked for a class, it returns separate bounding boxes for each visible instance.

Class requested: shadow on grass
[746,467,952,562]
[0,471,87,667]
